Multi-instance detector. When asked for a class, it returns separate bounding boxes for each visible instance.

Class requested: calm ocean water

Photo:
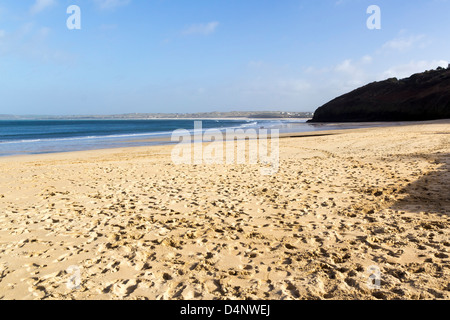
[0,119,398,157]
[0,119,283,156]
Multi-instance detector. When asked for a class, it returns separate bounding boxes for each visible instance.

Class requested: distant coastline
[0,111,313,121]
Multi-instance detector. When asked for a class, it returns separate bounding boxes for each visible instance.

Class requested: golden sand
[0,121,449,300]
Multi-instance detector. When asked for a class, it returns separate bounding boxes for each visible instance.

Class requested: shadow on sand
[390,152,450,217]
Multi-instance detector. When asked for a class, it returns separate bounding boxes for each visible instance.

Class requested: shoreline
[1,119,448,160]
[0,117,313,121]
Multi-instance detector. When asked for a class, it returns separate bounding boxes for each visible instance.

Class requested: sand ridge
[0,121,449,300]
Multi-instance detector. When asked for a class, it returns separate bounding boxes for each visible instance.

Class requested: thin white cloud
[361,55,373,64]
[248,60,264,68]
[306,54,449,103]
[0,21,74,64]
[304,66,330,75]
[380,34,426,52]
[37,26,51,39]
[182,22,219,36]
[99,24,118,31]
[241,77,311,97]
[322,58,372,94]
[277,79,311,94]
[382,60,449,79]
[30,0,56,15]
[335,59,357,74]
[0,29,6,54]
[94,0,131,11]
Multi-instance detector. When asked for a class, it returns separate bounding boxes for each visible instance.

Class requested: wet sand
[0,120,449,300]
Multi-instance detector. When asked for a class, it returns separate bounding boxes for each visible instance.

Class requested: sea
[0,119,399,157]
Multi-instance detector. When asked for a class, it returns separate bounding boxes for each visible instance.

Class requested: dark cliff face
[310,67,450,122]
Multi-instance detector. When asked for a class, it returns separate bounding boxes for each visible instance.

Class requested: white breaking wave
[0,120,295,146]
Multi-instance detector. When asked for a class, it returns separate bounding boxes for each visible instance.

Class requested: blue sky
[0,0,449,115]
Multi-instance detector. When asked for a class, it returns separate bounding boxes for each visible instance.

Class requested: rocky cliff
[310,66,450,122]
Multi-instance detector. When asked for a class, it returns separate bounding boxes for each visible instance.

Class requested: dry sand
[0,121,449,300]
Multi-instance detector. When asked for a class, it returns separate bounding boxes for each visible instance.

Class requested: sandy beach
[0,121,449,300]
